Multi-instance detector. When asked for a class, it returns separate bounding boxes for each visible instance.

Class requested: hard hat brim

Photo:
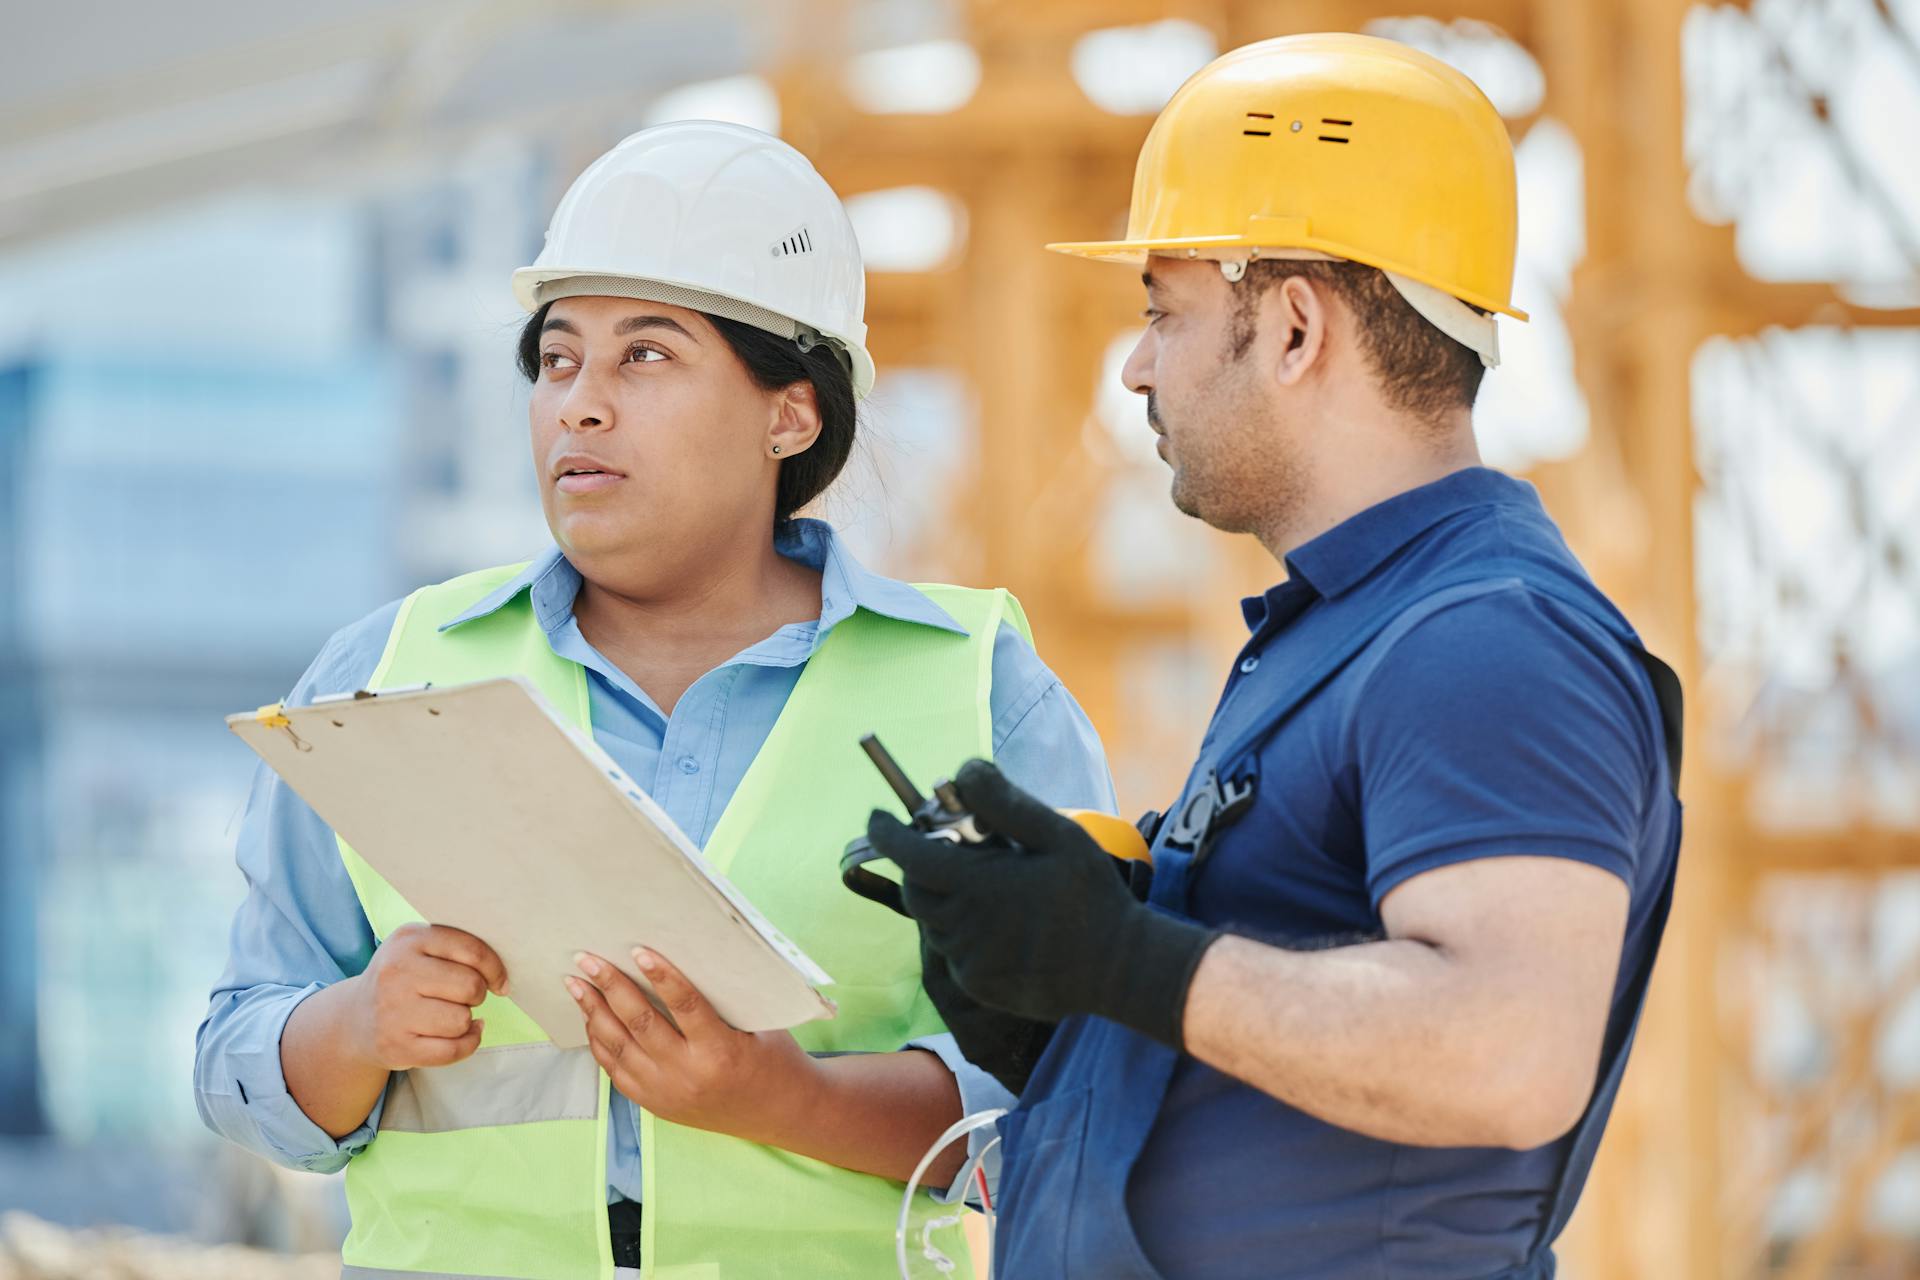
[1044,236,1529,323]
[512,267,878,400]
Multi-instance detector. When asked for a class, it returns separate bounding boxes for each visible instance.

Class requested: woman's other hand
[566,948,821,1141]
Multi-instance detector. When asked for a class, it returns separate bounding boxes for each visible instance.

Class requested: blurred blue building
[0,191,515,1240]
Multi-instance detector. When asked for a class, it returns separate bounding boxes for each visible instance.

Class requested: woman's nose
[561,365,616,432]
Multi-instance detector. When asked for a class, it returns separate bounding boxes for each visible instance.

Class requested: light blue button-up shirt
[194,519,1115,1205]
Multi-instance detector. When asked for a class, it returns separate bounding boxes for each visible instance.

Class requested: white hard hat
[514,121,876,399]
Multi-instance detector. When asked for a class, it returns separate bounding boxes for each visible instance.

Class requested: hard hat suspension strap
[1207,249,1502,369]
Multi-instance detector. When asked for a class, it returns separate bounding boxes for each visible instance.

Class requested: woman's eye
[539,351,576,372]
[626,345,667,364]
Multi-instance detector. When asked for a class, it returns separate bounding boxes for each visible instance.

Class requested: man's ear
[1269,275,1331,389]
[767,380,825,459]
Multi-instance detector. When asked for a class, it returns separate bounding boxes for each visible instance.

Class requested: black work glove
[866,760,1220,1050]
[915,930,1057,1095]
[896,823,1153,1094]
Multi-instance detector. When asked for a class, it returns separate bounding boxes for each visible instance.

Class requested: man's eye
[1142,308,1166,325]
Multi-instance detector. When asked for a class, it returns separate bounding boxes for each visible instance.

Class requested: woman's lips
[556,471,625,494]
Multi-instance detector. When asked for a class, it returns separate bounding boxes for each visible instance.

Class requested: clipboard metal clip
[254,702,313,753]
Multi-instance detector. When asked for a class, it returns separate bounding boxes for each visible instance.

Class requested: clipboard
[228,676,836,1048]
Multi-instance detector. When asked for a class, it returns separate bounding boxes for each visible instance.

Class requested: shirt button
[677,755,701,775]
[1240,655,1261,674]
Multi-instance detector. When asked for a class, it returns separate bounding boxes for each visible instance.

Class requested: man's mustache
[1147,392,1162,431]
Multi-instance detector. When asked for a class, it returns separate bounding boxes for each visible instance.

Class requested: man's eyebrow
[1141,270,1157,290]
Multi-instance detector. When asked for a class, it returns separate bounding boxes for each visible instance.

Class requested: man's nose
[1121,329,1155,397]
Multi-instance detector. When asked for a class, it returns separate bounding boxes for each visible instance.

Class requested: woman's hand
[355,922,509,1070]
[566,948,822,1142]
[283,923,507,1140]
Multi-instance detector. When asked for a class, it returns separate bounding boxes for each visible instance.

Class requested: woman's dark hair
[517,300,858,524]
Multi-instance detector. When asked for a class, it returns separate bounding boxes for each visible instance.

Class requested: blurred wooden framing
[779,0,1920,1275]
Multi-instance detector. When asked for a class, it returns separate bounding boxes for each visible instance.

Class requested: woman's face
[528,295,800,592]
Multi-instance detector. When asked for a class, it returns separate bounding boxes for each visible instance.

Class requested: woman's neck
[571,529,824,714]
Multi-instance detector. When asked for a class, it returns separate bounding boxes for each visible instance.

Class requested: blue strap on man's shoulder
[1211,558,1680,792]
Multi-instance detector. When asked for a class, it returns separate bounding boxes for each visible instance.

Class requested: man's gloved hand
[867,760,1220,1049]
[915,932,1057,1095]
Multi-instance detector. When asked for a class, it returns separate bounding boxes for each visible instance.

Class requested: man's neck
[1257,415,1482,564]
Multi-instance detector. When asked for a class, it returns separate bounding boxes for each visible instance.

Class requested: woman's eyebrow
[615,314,697,341]
[538,314,699,341]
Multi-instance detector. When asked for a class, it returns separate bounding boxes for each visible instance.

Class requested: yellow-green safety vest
[333,562,1027,1279]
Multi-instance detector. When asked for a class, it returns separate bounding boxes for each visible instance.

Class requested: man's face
[1120,256,1299,535]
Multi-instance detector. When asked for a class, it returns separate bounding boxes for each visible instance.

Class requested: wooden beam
[1232,0,1538,45]
[1745,828,1920,871]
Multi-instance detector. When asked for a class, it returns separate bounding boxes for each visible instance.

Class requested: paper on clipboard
[228,676,835,1047]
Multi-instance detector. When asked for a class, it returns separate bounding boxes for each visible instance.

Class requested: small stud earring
[771,444,782,455]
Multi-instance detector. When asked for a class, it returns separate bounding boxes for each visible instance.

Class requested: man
[865,32,1684,1279]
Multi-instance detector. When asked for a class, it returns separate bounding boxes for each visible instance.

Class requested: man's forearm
[1181,934,1590,1150]
[282,978,390,1140]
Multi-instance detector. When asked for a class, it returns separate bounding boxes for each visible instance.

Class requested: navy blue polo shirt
[1112,468,1681,1277]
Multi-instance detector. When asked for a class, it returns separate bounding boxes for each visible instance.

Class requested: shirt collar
[435,517,969,637]
[1241,466,1540,629]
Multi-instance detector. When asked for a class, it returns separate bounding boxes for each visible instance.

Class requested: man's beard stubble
[1151,374,1304,539]
[1148,391,1200,519]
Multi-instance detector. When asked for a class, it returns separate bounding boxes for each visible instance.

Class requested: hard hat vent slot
[771,227,815,257]
[1319,117,1353,144]
[1243,111,1274,137]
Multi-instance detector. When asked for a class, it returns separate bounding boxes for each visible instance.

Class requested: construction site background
[1,2,1915,1277]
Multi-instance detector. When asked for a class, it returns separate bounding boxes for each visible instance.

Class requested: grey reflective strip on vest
[378,1041,601,1134]
[342,1267,527,1279]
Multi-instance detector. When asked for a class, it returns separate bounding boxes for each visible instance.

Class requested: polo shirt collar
[1284,466,1539,602]
[1240,466,1539,631]
[435,517,968,637]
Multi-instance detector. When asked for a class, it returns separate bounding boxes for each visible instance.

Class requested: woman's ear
[767,380,825,459]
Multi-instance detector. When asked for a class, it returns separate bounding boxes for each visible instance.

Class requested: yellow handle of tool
[1063,809,1153,864]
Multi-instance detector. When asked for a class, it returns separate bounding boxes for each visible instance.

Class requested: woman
[194,122,1114,1279]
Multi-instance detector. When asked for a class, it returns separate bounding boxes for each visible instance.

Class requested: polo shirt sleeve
[1349,585,1658,911]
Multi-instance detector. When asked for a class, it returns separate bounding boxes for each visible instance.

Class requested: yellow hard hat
[1049,32,1527,364]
